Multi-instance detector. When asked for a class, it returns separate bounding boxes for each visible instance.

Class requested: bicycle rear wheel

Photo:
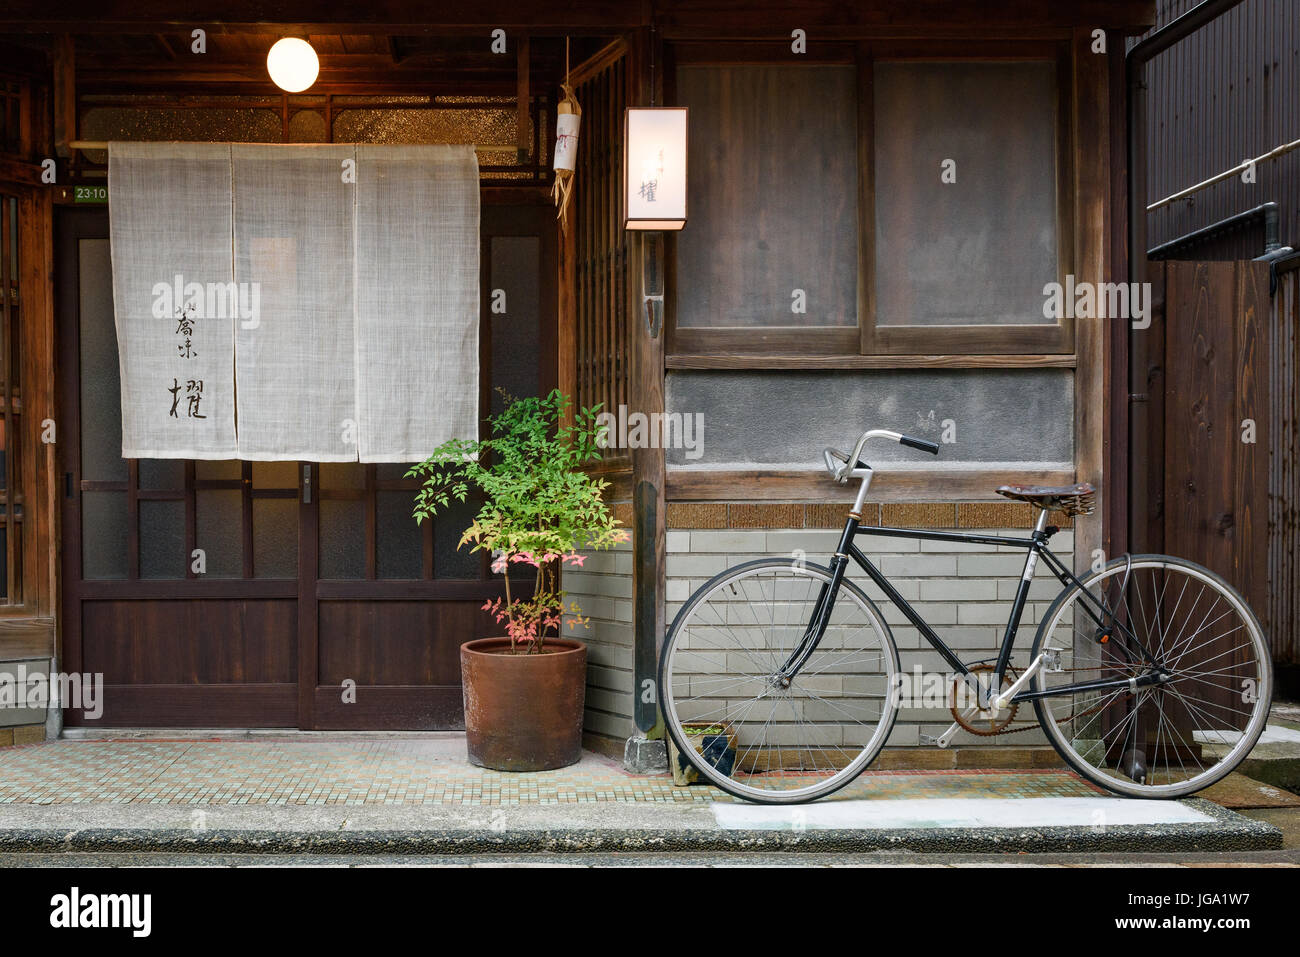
[1031,555,1271,798]
[659,559,899,803]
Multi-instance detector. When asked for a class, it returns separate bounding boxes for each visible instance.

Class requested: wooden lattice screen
[572,46,630,459]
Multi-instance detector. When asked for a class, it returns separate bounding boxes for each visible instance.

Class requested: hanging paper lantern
[552,83,582,230]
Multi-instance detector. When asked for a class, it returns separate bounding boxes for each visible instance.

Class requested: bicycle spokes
[1033,558,1270,797]
[661,561,898,802]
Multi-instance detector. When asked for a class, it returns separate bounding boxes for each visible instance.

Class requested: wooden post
[516,35,530,164]
[627,27,665,737]
[52,35,75,158]
[1071,27,1110,579]
[18,187,56,618]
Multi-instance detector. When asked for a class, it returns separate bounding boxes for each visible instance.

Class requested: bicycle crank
[948,664,1019,736]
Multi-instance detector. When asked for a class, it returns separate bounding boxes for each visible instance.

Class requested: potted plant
[408,389,627,771]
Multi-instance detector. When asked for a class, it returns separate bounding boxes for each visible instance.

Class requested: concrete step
[0,798,1280,855]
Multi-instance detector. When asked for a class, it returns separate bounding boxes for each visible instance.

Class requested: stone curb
[0,799,1279,855]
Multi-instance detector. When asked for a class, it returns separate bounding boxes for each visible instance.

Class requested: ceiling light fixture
[267,37,319,93]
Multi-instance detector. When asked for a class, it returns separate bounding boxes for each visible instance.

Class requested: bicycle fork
[773,519,861,687]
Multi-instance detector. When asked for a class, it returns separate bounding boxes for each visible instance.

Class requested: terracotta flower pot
[460,636,587,771]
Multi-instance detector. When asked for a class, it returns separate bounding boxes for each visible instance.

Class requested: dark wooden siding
[1142,260,1277,660]
[1268,260,1300,666]
[1137,0,1300,257]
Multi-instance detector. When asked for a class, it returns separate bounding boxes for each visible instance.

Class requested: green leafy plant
[407,389,627,653]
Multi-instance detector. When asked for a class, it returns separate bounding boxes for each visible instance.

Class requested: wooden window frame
[665,38,1076,365]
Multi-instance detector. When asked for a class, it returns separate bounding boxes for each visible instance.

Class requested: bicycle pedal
[923,723,962,749]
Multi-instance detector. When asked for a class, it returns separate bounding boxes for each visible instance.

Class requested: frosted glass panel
[435,496,481,580]
[82,491,128,580]
[321,463,366,489]
[874,60,1059,326]
[140,500,185,579]
[195,460,241,481]
[78,239,128,482]
[196,489,242,578]
[253,461,298,489]
[676,65,858,329]
[321,500,365,579]
[139,459,185,489]
[253,499,296,578]
[489,236,540,416]
[377,490,422,579]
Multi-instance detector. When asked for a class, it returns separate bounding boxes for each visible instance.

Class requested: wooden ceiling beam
[74,73,531,95]
[653,0,1157,33]
[0,1,1156,35]
[0,0,639,35]
[74,51,563,70]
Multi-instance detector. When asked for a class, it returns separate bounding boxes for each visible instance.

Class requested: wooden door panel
[69,598,297,727]
[84,685,298,728]
[80,599,297,684]
[317,600,493,687]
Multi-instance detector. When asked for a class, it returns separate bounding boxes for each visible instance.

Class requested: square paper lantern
[623,107,688,230]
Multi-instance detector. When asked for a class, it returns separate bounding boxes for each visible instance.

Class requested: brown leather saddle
[995,481,1096,516]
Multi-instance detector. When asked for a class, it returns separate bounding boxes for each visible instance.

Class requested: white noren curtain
[109,143,238,459]
[108,142,481,463]
[354,145,480,462]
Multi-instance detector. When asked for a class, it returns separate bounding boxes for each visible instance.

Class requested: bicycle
[658,428,1273,804]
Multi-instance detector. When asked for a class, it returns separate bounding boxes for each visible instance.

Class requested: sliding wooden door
[59,201,555,728]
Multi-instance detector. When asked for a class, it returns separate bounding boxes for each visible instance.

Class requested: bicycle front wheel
[1031,555,1272,798]
[659,559,900,803]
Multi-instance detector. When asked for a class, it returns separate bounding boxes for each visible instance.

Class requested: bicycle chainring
[949,664,1020,735]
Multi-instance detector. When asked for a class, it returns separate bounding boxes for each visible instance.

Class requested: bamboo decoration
[552,42,581,230]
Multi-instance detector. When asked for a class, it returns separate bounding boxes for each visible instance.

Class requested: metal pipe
[1149,138,1300,212]
[1146,201,1280,259]
[1128,0,1248,286]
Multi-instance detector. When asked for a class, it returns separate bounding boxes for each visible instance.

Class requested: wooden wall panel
[1163,262,1236,571]
[1232,261,1268,628]
[1161,260,1270,627]
[80,599,296,684]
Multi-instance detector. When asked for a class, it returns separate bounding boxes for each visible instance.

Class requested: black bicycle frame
[776,514,1166,707]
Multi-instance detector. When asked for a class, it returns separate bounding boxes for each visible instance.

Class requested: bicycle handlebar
[824,429,941,483]
[899,434,941,455]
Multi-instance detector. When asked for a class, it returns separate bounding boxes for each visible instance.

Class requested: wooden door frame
[57,196,559,730]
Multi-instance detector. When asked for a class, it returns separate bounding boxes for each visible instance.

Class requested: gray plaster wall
[664,369,1073,471]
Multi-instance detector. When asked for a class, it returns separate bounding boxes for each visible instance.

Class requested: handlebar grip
[899,434,941,455]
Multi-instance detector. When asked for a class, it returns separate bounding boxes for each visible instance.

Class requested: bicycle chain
[948,664,1138,736]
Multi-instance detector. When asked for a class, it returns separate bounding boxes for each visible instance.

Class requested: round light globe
[267,38,319,93]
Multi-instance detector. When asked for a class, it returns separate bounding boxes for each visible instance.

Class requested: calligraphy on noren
[167,305,206,419]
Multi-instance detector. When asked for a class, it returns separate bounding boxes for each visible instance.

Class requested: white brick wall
[665,527,1075,749]
[562,541,635,742]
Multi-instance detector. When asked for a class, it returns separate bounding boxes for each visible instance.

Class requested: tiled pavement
[0,736,1106,806]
